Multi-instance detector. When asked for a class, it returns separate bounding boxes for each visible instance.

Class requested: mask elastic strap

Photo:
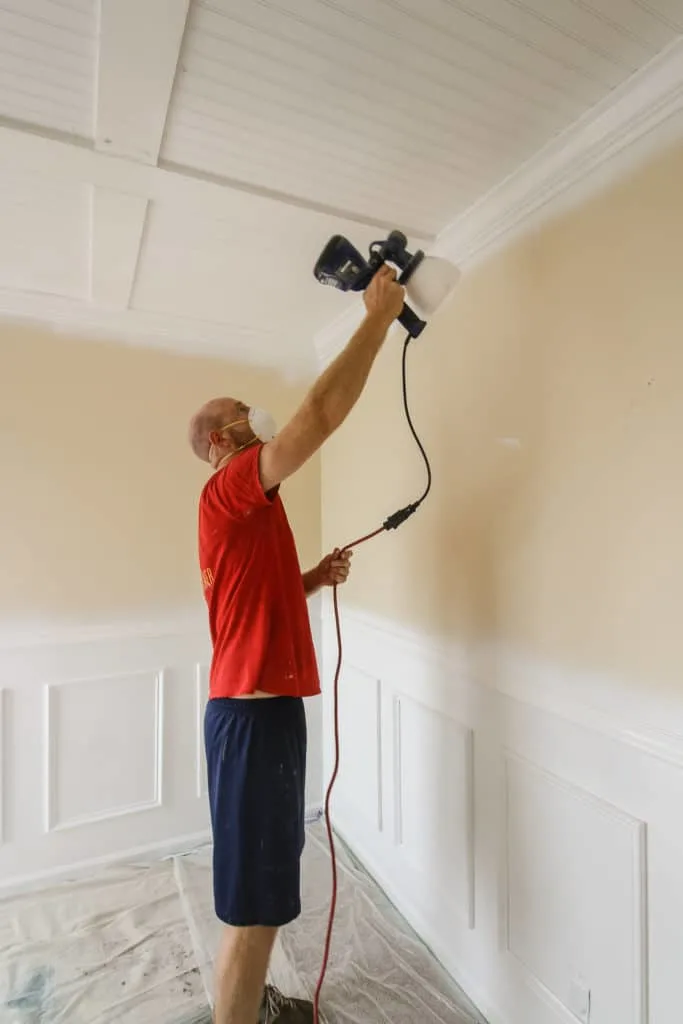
[211,430,258,470]
[220,417,249,432]
[233,437,259,454]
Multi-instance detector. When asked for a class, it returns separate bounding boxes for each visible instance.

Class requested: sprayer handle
[398,302,427,339]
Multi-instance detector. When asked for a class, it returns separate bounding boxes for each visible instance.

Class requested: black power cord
[383,333,432,530]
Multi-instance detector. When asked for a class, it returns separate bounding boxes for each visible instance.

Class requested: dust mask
[209,406,278,466]
[247,406,277,442]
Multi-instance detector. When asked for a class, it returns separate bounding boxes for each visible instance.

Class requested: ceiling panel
[0,0,97,140]
[161,0,680,237]
[0,172,91,298]
[130,198,405,359]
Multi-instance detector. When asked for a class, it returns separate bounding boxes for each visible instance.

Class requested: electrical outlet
[568,977,591,1023]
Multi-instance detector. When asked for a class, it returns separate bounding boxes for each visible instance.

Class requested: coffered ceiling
[0,0,681,372]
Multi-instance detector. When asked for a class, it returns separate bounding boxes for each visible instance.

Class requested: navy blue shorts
[204,696,307,927]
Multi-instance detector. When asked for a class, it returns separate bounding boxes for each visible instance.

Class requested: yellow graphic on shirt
[201,568,215,589]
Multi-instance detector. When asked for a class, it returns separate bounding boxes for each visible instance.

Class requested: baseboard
[0,828,213,898]
[305,804,323,824]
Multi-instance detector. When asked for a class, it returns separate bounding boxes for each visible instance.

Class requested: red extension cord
[312,526,386,1024]
[312,333,430,1023]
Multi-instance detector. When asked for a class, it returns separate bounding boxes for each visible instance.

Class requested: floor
[0,823,486,1024]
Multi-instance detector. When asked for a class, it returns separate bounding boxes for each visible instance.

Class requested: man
[187,266,405,1024]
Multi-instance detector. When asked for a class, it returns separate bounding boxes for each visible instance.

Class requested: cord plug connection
[383,502,419,530]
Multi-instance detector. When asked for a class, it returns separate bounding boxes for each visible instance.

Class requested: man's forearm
[302,568,321,598]
[308,311,392,436]
[257,270,402,494]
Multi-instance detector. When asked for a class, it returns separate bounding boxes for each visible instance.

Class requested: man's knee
[218,923,278,964]
[231,924,278,949]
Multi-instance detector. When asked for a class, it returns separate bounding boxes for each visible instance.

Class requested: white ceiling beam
[90,0,189,312]
[94,0,190,165]
[0,124,424,240]
[89,188,148,309]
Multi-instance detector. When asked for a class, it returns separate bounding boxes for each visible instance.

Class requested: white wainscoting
[0,617,213,890]
[0,596,324,891]
[321,602,683,1024]
[44,668,166,833]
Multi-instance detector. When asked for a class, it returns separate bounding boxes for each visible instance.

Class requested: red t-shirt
[198,444,321,699]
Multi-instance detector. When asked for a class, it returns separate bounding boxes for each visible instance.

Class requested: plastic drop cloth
[0,860,209,1024]
[176,823,485,1024]
[1,822,485,1024]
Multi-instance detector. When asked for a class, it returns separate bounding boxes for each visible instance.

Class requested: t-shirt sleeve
[211,445,278,518]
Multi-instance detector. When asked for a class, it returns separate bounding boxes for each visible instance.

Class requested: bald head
[188,396,248,464]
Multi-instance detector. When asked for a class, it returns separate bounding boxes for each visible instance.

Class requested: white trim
[0,610,209,651]
[323,603,673,1024]
[391,688,476,931]
[155,670,166,812]
[391,693,402,847]
[44,669,166,833]
[94,0,189,165]
[195,664,209,800]
[89,187,149,308]
[374,678,384,835]
[324,599,683,769]
[305,804,323,824]
[0,688,4,848]
[500,752,649,1024]
[434,35,683,268]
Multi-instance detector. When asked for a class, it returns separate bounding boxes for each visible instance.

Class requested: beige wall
[322,143,683,694]
[0,326,320,629]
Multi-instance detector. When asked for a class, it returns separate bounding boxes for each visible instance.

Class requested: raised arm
[258,266,404,493]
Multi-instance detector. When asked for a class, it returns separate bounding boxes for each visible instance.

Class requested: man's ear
[208,430,223,447]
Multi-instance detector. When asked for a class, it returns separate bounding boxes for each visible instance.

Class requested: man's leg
[213,923,277,1024]
[205,696,309,1023]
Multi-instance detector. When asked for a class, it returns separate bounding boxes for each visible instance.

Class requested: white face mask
[247,406,277,442]
[209,406,278,464]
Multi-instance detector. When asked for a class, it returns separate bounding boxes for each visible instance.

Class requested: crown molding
[433,34,683,267]
[315,35,683,369]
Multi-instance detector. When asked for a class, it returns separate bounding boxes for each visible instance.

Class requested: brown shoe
[259,984,314,1023]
